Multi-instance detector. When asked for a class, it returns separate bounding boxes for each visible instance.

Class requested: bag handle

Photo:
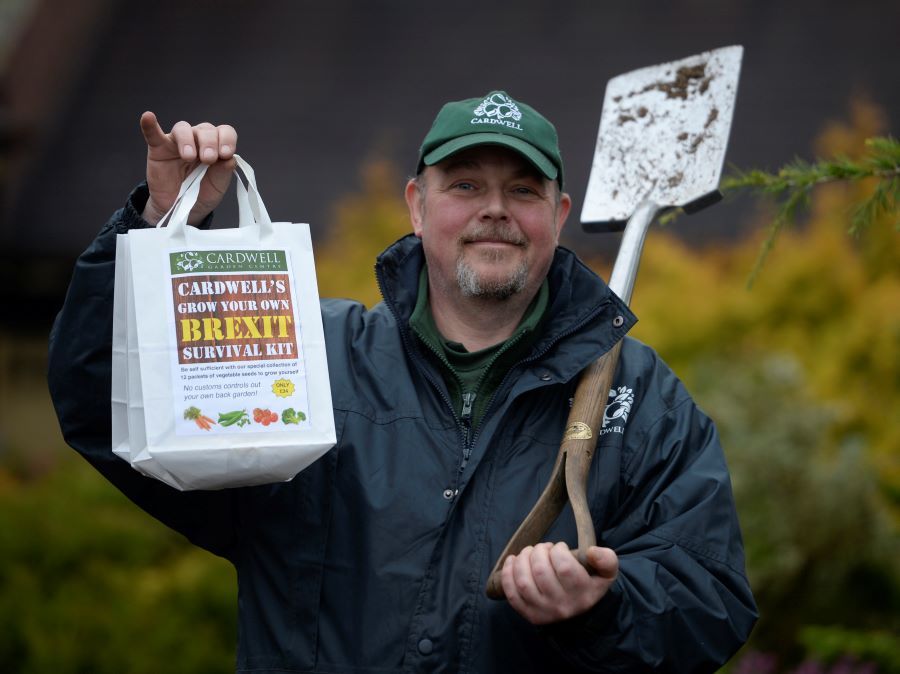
[156,155,274,241]
[155,163,206,229]
[234,155,273,228]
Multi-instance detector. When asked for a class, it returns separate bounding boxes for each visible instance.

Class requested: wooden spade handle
[485,339,624,599]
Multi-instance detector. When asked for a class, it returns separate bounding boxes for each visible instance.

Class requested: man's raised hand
[139,112,238,226]
[500,542,619,625]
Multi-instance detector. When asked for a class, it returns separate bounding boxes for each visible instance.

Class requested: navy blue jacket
[48,186,756,673]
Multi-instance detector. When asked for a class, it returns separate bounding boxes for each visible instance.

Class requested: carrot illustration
[184,407,217,431]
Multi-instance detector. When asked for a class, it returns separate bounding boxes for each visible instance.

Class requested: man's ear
[555,191,572,241]
[405,179,424,238]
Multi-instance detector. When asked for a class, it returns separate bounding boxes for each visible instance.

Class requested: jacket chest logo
[601,386,634,435]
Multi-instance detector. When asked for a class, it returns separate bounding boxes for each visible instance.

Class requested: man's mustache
[460,226,527,247]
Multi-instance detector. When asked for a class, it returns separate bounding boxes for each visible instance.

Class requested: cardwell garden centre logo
[472,93,524,131]
[173,251,204,272]
[601,386,635,436]
[170,250,288,275]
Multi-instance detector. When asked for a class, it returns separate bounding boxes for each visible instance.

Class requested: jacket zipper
[459,391,476,467]
[455,325,527,471]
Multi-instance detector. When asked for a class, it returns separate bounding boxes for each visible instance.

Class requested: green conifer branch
[660,136,899,286]
[728,136,899,285]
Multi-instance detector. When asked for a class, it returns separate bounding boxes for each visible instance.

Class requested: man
[49,91,757,672]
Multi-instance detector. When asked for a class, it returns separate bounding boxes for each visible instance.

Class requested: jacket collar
[375,234,636,377]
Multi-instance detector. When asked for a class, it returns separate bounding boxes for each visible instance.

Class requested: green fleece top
[409,266,549,434]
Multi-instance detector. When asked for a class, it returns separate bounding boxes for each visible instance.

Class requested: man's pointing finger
[139,111,168,147]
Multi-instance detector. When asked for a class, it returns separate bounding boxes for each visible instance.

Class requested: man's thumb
[587,546,619,579]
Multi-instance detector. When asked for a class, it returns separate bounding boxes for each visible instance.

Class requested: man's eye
[453,182,476,191]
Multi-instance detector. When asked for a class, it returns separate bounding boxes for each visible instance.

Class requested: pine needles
[722,136,900,286]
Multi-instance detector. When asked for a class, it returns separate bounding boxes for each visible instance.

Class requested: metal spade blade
[581,45,743,232]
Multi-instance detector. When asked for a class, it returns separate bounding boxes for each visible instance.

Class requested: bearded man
[49,90,756,673]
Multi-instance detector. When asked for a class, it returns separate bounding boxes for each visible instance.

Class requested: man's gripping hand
[501,542,618,625]
[139,111,238,226]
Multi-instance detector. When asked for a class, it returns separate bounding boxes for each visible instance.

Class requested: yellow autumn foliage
[314,159,412,308]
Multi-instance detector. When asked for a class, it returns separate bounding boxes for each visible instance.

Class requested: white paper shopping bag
[112,156,335,490]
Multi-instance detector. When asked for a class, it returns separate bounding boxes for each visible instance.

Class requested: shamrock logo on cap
[474,93,523,122]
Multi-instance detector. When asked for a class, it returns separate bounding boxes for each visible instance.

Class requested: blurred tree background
[1,91,897,674]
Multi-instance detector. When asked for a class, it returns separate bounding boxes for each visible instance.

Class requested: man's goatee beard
[456,259,528,300]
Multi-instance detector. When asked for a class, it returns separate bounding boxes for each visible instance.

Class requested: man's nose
[478,187,510,221]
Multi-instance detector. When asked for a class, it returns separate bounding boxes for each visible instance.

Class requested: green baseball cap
[417,90,564,188]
